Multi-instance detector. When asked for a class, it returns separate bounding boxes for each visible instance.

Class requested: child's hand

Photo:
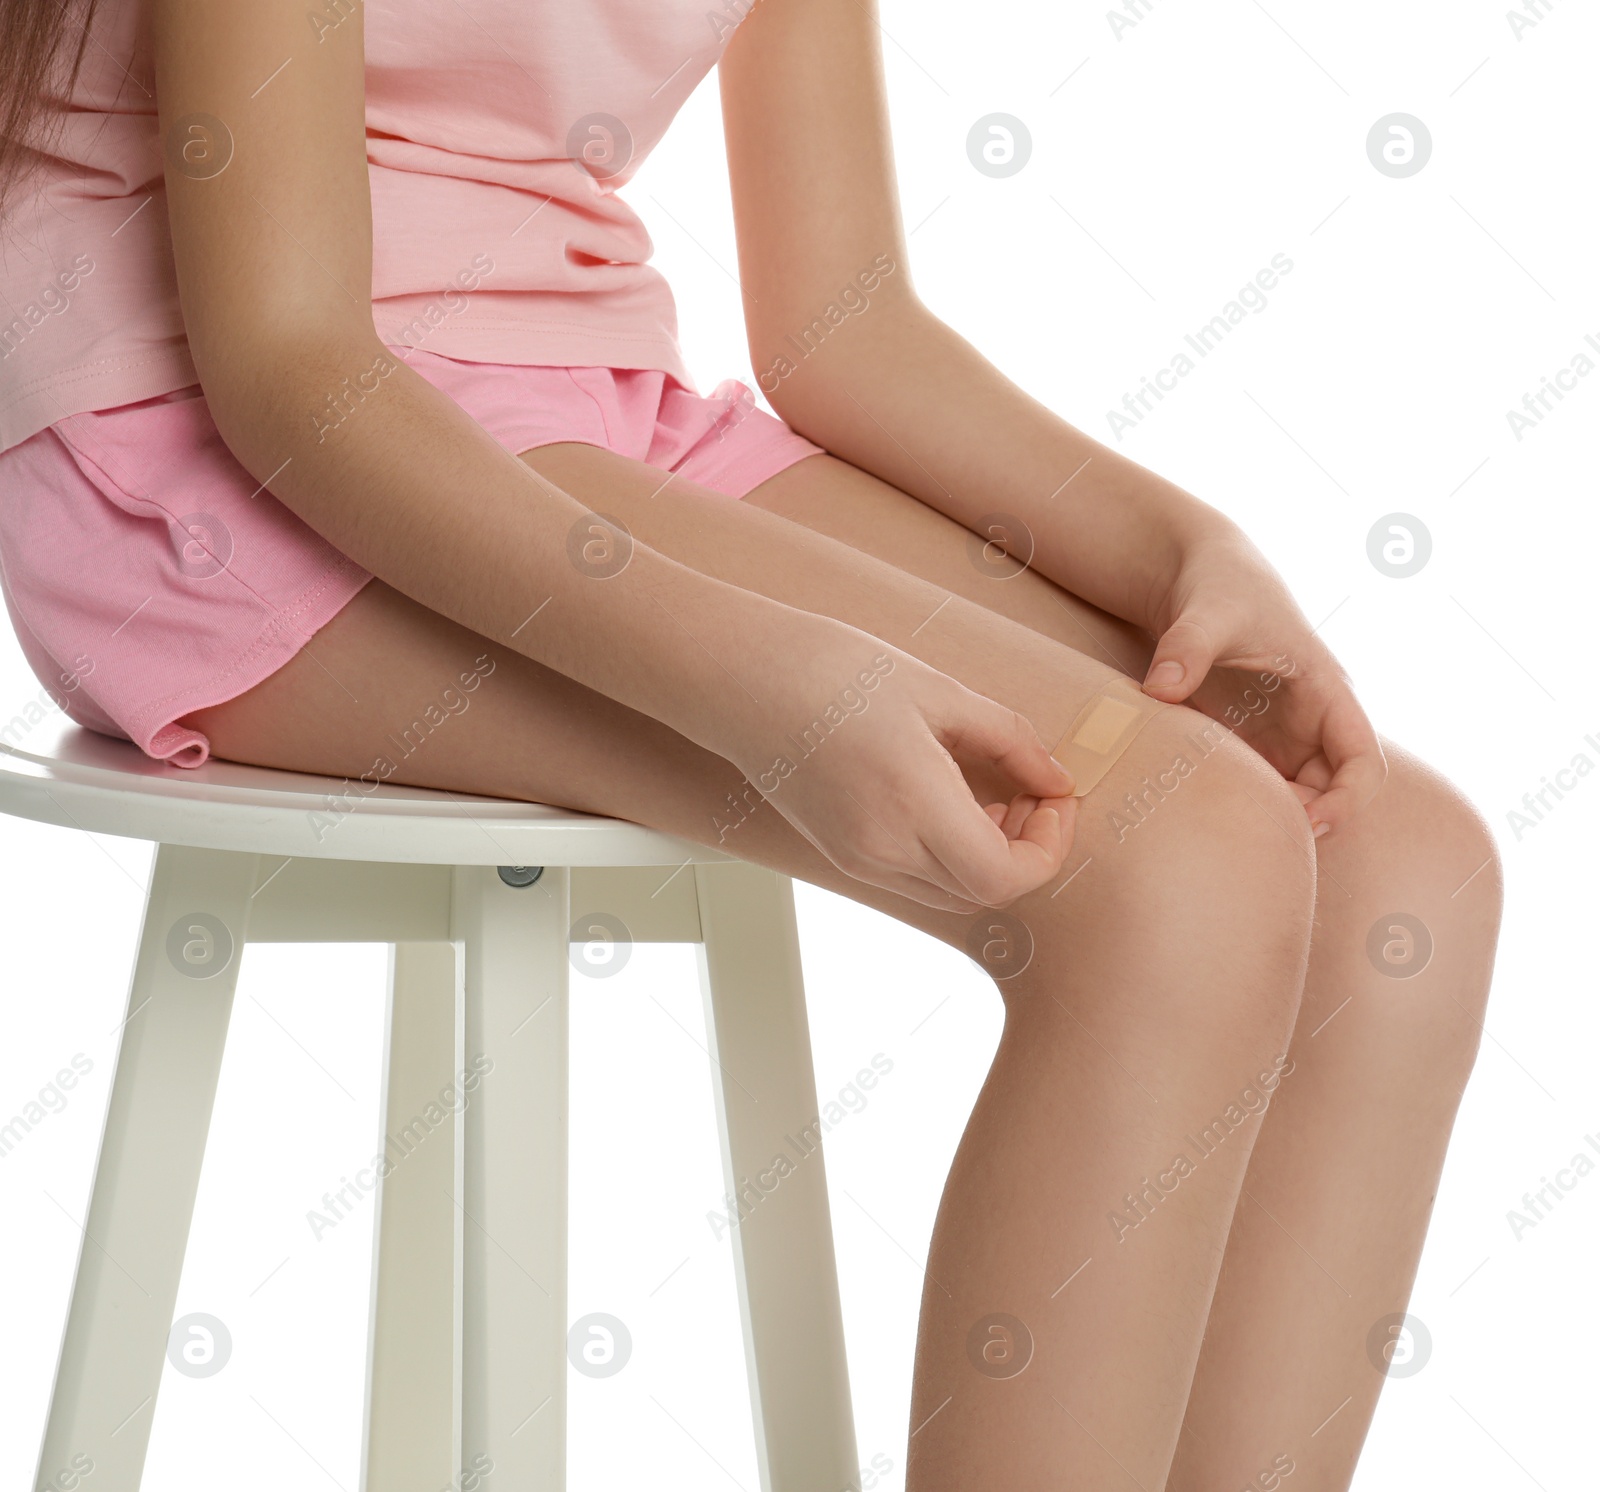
[1136,526,1386,839]
[724,615,1078,912]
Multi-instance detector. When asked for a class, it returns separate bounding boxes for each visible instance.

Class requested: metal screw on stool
[497,865,545,888]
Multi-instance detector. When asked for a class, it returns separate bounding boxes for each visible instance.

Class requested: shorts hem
[126,557,374,768]
[674,421,826,499]
[1,355,826,773]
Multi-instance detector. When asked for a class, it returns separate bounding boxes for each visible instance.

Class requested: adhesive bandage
[1050,676,1168,797]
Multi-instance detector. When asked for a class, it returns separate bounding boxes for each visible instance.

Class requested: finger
[1142,615,1220,702]
[984,801,1010,829]
[937,696,1075,801]
[889,701,1071,904]
[1300,691,1387,837]
[1024,795,1078,861]
[920,789,1071,907]
[999,793,1040,839]
[1007,799,1077,885]
[1287,780,1319,809]
[1289,754,1333,794]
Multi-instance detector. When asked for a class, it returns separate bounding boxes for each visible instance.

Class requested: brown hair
[0,0,102,219]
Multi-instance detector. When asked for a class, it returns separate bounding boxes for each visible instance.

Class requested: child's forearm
[760,300,1237,630]
[202,332,809,756]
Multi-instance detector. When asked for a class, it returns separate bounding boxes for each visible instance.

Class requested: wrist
[1144,498,1247,603]
[718,608,903,773]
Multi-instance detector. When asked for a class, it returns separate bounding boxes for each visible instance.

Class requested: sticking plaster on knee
[1050,676,1169,797]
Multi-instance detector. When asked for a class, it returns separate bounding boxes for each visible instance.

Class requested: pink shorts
[0,346,823,768]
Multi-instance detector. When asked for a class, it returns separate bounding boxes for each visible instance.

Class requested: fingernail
[1146,660,1184,690]
[1312,820,1330,839]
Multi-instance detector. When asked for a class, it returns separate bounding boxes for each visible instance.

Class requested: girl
[0,0,1502,1485]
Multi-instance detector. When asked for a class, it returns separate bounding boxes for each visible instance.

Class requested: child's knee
[981,706,1315,1044]
[1078,702,1316,902]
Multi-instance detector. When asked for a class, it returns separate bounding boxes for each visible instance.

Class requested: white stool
[1,721,859,1491]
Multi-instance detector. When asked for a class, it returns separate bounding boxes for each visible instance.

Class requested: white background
[3,0,1596,1488]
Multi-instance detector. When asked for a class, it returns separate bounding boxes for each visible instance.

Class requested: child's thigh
[518,440,1135,757]
[514,441,1314,965]
[185,571,1309,1019]
[741,448,1160,679]
[185,442,1312,991]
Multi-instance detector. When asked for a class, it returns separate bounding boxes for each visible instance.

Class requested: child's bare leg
[187,444,1319,1488]
[1162,747,1500,1490]
[742,452,1504,1489]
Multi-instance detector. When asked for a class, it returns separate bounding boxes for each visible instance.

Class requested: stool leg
[34,844,260,1492]
[693,862,860,1492]
[361,942,458,1492]
[450,865,570,1488]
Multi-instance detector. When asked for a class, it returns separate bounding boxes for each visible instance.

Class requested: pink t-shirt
[0,0,747,454]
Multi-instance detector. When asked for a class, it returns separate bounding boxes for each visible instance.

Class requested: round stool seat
[0,718,723,867]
